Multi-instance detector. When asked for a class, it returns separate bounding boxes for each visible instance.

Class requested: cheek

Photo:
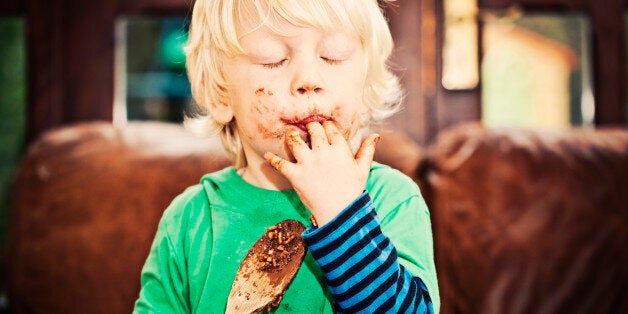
[332,104,363,138]
[249,89,284,140]
[256,121,284,140]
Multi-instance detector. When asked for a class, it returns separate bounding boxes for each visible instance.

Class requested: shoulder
[167,184,209,214]
[366,162,425,218]
[158,166,235,235]
[158,184,210,236]
[367,162,421,198]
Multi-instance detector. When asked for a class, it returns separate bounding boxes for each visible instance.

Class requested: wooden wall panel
[26,0,65,141]
[117,0,193,15]
[589,0,624,125]
[3,0,625,142]
[0,0,23,14]
[386,0,432,145]
[25,0,116,141]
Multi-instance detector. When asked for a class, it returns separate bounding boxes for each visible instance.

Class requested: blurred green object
[0,17,26,248]
[124,17,192,122]
[160,29,188,70]
[0,16,26,311]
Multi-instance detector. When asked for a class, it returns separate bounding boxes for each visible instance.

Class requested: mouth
[283,114,330,132]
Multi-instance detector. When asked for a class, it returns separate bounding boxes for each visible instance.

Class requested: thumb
[355,133,381,173]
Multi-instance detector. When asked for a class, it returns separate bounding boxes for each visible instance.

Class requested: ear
[198,70,234,124]
[208,100,234,124]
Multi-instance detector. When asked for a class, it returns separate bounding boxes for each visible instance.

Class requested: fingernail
[373,134,381,144]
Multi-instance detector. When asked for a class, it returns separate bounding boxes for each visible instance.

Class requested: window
[114,16,193,125]
[481,11,594,129]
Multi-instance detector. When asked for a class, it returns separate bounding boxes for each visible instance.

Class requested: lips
[299,114,328,125]
[287,114,329,132]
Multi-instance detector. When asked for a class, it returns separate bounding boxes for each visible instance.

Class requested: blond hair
[184,0,403,167]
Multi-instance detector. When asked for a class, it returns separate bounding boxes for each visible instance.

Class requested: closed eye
[321,57,343,65]
[262,59,287,69]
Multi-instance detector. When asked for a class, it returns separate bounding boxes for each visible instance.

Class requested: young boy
[134,0,439,313]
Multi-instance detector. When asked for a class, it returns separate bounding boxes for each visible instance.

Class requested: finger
[264,152,295,178]
[355,133,381,174]
[306,122,328,149]
[285,130,309,161]
[322,120,346,146]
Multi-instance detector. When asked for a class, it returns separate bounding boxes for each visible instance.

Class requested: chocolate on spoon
[226,220,307,313]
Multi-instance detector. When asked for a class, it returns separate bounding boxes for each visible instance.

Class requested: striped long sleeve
[302,191,434,313]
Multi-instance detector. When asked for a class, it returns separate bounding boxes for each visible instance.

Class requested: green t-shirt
[134,162,439,313]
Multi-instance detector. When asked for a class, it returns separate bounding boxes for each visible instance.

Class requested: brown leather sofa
[414,124,628,314]
[6,121,628,313]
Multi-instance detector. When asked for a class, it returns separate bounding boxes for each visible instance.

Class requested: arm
[134,203,191,313]
[303,192,434,313]
[265,121,437,313]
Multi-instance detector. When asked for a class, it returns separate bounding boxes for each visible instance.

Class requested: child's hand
[264,121,380,226]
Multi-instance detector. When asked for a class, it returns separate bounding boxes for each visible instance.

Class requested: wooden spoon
[226,219,307,313]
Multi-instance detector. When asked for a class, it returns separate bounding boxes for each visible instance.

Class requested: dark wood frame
[378,0,626,144]
[1,0,626,144]
[20,0,196,142]
[480,0,626,125]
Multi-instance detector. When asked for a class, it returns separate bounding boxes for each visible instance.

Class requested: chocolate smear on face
[255,87,274,97]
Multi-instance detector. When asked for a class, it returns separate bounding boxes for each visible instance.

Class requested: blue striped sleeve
[302,192,434,313]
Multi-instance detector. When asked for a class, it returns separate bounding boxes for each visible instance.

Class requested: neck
[239,157,293,191]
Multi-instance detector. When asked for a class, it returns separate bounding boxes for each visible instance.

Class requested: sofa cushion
[419,123,628,313]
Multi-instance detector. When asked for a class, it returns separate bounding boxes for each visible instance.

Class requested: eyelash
[322,57,343,65]
[262,59,286,69]
[261,57,343,69]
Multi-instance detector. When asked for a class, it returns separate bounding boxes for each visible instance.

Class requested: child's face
[221,20,368,165]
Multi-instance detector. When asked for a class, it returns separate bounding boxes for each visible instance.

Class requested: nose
[290,60,324,96]
[295,84,322,95]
